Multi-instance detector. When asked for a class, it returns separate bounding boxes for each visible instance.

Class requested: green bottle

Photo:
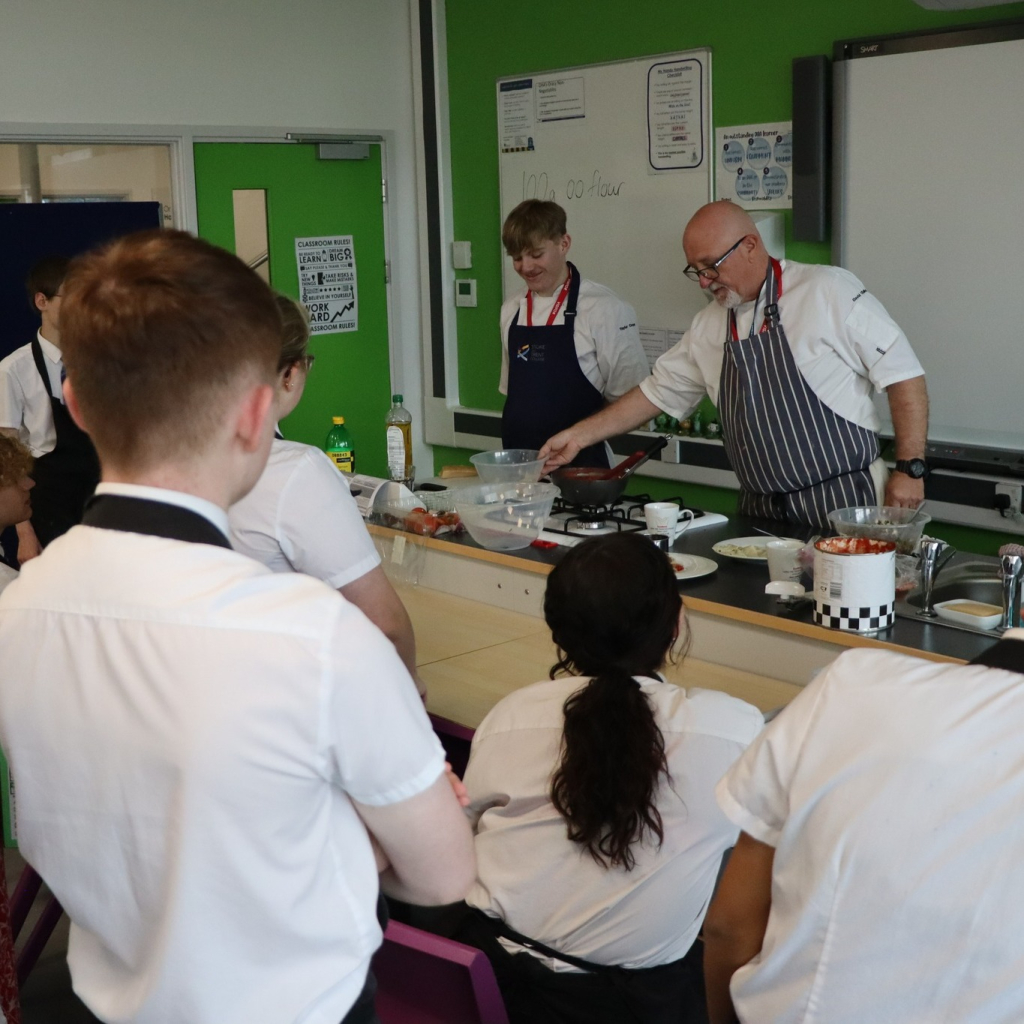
[326,416,354,474]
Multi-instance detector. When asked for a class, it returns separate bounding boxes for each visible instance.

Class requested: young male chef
[499,199,649,467]
[0,255,99,561]
[541,201,929,527]
[0,230,474,1024]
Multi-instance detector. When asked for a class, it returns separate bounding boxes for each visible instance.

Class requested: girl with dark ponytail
[457,533,763,1024]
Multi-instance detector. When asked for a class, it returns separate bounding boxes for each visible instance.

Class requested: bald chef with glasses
[540,201,928,528]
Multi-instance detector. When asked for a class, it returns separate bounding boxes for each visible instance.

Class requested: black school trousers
[453,908,709,1024]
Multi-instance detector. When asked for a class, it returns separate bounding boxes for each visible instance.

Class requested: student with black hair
[0,255,99,561]
[457,532,762,1024]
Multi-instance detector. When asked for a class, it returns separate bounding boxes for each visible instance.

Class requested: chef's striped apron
[718,259,878,529]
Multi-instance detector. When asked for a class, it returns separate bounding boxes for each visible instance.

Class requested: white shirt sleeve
[715,672,829,847]
[824,269,925,393]
[277,448,380,589]
[0,352,27,431]
[590,297,649,401]
[326,608,445,806]
[638,333,708,420]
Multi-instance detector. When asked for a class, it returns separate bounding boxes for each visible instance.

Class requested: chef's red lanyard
[526,272,572,327]
[728,258,784,341]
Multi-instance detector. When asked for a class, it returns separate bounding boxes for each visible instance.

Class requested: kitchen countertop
[368,510,999,665]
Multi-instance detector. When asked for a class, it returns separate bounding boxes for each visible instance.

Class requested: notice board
[497,50,712,366]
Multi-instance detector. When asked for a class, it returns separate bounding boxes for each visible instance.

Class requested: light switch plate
[455,278,477,307]
[452,241,472,269]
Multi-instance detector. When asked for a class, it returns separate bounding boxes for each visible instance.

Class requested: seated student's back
[460,533,762,1024]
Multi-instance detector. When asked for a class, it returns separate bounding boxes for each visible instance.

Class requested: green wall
[438,0,1024,555]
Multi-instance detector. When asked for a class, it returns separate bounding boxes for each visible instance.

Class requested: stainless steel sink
[895,560,1006,637]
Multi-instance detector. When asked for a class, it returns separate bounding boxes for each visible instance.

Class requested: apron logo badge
[516,344,530,361]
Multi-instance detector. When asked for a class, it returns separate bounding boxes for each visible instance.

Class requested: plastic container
[454,481,558,551]
[386,394,413,482]
[469,449,545,484]
[826,505,931,555]
[934,599,1002,631]
[326,416,354,474]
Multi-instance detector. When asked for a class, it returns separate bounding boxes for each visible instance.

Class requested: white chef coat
[465,675,762,969]
[717,641,1024,1024]
[0,561,15,595]
[499,278,649,401]
[0,485,445,1024]
[640,261,924,431]
[0,332,63,456]
[229,437,380,588]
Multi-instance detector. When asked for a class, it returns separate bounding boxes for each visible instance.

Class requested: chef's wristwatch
[894,458,929,479]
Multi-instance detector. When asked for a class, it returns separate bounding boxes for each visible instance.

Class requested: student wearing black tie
[0,231,474,1024]
[0,256,99,562]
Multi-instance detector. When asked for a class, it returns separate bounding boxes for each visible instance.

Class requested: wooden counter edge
[367,523,963,666]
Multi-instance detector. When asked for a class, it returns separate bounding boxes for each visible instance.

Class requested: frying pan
[550,436,669,505]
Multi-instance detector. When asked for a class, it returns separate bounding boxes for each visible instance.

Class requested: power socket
[995,482,1022,515]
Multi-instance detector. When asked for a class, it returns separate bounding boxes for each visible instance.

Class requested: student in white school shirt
[0,230,474,1024]
[499,200,649,468]
[457,533,762,1024]
[704,637,1024,1024]
[230,294,426,694]
[0,255,99,562]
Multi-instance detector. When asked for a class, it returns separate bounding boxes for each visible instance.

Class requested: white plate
[668,554,718,581]
[712,536,778,562]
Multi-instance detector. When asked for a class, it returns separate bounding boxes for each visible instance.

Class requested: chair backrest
[428,713,475,780]
[373,920,509,1024]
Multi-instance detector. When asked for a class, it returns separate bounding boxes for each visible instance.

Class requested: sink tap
[1000,553,1024,630]
[919,539,956,618]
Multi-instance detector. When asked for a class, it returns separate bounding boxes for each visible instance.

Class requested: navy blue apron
[29,338,101,547]
[501,263,609,469]
[718,260,878,529]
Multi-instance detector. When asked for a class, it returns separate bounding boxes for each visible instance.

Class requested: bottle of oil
[325,416,355,474]
[385,394,413,482]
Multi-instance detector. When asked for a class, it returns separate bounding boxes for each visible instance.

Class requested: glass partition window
[0,143,174,225]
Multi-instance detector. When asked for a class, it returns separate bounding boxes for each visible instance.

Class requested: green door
[194,142,391,476]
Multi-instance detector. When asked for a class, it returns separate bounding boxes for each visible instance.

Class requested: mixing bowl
[826,505,931,555]
[469,449,545,484]
[454,482,558,551]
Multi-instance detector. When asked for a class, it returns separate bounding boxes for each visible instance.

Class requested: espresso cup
[643,502,695,541]
[766,538,805,583]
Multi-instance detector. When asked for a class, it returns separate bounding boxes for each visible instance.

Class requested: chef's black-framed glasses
[683,235,748,283]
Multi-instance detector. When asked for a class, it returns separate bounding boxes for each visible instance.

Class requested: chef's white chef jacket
[717,640,1024,1024]
[640,261,924,430]
[499,278,649,401]
[229,437,380,588]
[0,483,445,1024]
[0,332,64,456]
[465,675,762,969]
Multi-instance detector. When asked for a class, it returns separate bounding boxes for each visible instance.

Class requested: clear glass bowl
[469,449,545,484]
[454,482,558,551]
[826,505,931,555]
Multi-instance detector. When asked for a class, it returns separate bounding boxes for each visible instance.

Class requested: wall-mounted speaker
[792,55,830,243]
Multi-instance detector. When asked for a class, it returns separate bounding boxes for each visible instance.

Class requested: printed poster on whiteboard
[647,58,705,171]
[715,122,792,209]
[294,235,358,334]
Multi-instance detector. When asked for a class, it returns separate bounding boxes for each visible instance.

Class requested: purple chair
[428,713,474,780]
[373,920,508,1024]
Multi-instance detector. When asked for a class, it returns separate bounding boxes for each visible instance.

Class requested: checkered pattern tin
[813,536,896,633]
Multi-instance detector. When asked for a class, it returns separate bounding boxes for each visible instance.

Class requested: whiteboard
[497,51,712,352]
[834,28,1024,448]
